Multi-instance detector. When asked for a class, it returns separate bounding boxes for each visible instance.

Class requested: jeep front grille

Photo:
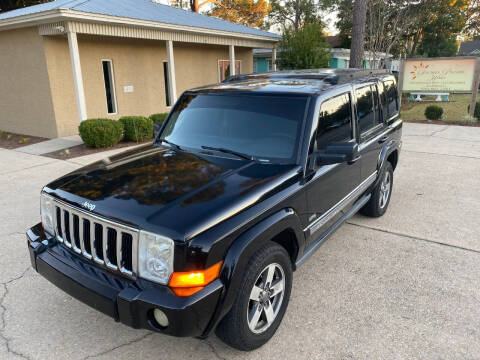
[52,200,138,278]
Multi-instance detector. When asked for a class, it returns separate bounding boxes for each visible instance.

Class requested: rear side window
[316,93,353,150]
[383,80,399,118]
[356,85,381,135]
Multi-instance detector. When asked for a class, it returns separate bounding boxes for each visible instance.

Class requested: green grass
[400,94,474,123]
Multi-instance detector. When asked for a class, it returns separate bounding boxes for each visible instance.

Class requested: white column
[67,31,87,122]
[229,45,236,76]
[272,48,277,71]
[166,40,177,105]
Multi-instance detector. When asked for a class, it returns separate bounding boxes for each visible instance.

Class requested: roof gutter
[0,8,280,43]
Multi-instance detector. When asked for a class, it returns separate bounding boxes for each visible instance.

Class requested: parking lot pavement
[0,122,479,359]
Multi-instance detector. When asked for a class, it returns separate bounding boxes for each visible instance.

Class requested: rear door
[304,90,361,242]
[355,83,385,182]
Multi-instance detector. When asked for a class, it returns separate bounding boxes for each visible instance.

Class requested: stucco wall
[174,42,253,94]
[44,35,169,136]
[0,27,57,138]
[44,36,253,137]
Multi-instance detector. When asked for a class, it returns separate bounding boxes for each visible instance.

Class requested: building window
[267,59,272,71]
[218,60,241,82]
[102,60,117,114]
[163,61,171,107]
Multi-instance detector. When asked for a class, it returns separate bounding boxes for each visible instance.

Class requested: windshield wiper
[201,145,257,161]
[158,138,182,151]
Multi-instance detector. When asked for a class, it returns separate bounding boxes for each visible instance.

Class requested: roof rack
[224,68,391,85]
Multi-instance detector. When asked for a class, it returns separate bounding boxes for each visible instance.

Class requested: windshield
[157,93,309,163]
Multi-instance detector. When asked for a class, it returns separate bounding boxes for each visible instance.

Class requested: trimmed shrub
[149,113,169,124]
[79,119,123,148]
[467,101,480,119]
[424,105,443,120]
[119,116,153,142]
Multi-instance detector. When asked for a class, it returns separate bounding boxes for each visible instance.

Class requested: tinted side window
[383,80,399,118]
[356,86,375,134]
[378,82,388,122]
[316,93,353,150]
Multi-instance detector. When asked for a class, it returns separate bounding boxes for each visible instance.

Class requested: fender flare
[376,140,399,181]
[201,208,304,337]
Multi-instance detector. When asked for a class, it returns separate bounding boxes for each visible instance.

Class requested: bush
[119,116,153,142]
[424,105,443,120]
[149,113,168,124]
[79,119,123,148]
[467,101,480,119]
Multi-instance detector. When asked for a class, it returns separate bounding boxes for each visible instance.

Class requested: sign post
[398,59,406,108]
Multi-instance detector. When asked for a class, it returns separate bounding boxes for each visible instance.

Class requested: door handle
[348,155,361,165]
[378,136,389,144]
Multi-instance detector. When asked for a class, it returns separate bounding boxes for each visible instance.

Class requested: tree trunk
[190,0,199,12]
[350,0,367,68]
[409,30,421,57]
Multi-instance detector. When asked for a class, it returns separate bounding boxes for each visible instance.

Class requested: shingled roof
[458,41,480,55]
[0,0,280,39]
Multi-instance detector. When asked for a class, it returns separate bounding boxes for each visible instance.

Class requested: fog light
[153,309,169,328]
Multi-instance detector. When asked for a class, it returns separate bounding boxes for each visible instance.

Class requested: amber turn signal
[169,261,223,297]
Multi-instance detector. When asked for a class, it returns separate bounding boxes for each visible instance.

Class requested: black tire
[360,161,394,218]
[215,242,292,351]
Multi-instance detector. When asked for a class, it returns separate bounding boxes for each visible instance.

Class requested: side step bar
[295,193,371,268]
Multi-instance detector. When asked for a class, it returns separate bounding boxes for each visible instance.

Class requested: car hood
[46,145,300,240]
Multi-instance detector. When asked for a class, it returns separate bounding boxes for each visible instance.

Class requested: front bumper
[27,223,223,338]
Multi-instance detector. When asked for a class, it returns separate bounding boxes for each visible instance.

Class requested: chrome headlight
[40,192,55,236]
[138,231,174,285]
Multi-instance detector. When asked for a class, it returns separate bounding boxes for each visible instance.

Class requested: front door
[304,91,361,243]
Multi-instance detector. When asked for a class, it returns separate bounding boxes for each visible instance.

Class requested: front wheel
[360,161,394,217]
[215,242,292,351]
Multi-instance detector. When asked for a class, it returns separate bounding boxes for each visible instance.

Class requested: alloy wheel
[379,171,391,209]
[247,263,285,334]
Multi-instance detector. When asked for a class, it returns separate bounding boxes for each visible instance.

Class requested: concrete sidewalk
[15,135,83,155]
[0,122,479,360]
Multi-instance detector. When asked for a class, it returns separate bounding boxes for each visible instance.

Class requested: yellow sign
[402,58,477,92]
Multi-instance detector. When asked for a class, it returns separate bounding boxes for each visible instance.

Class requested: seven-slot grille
[53,200,138,278]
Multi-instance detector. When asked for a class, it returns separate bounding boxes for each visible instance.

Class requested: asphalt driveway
[1,122,479,359]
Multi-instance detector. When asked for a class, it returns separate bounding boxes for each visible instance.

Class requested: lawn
[400,94,475,123]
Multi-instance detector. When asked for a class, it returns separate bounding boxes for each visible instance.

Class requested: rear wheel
[360,161,393,217]
[215,242,292,351]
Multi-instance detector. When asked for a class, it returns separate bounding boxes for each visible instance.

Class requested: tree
[350,0,367,68]
[268,0,335,33]
[465,0,480,37]
[364,0,420,68]
[335,0,353,48]
[415,1,466,57]
[0,0,52,13]
[208,0,271,28]
[412,0,467,57]
[277,22,330,69]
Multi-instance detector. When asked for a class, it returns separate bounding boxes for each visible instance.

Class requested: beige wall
[0,27,57,138]
[44,35,169,136]
[174,42,253,95]
[1,29,255,138]
[43,35,79,137]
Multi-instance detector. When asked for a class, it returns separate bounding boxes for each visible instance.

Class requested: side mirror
[309,142,358,171]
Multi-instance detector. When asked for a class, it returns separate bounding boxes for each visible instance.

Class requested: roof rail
[224,68,391,85]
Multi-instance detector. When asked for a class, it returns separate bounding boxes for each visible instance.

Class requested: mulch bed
[43,140,151,160]
[403,119,480,127]
[0,131,48,149]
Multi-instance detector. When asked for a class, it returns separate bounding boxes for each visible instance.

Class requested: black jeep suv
[27,69,402,351]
